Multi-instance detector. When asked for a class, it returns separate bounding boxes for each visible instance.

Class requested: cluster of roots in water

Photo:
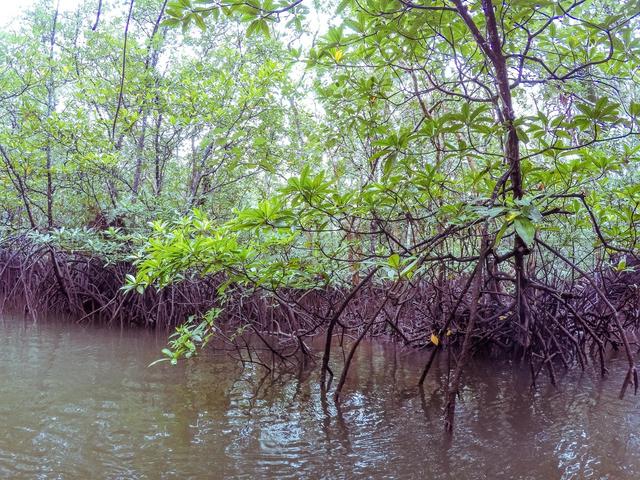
[2,236,640,430]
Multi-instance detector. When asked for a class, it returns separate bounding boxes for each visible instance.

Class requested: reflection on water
[0,316,639,479]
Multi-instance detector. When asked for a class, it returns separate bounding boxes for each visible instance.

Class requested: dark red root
[2,238,640,430]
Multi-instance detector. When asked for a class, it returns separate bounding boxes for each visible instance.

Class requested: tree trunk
[45,2,60,229]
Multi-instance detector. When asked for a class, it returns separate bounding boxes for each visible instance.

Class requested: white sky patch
[0,1,34,26]
[0,0,79,27]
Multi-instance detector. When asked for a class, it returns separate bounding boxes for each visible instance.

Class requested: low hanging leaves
[514,217,536,246]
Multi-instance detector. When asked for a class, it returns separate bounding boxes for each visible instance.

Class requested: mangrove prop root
[1,237,640,429]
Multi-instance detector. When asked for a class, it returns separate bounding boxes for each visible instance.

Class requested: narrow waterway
[0,316,638,479]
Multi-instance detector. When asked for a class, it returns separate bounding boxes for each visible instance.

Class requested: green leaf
[247,18,270,37]
[388,253,400,269]
[494,221,509,248]
[160,17,181,27]
[382,152,397,177]
[400,257,419,279]
[194,14,207,31]
[514,217,535,246]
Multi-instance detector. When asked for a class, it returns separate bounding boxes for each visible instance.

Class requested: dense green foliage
[1,0,317,238]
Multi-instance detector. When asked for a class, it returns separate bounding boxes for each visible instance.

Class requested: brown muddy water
[0,316,639,479]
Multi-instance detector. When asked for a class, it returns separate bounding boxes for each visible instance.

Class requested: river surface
[0,316,639,479]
